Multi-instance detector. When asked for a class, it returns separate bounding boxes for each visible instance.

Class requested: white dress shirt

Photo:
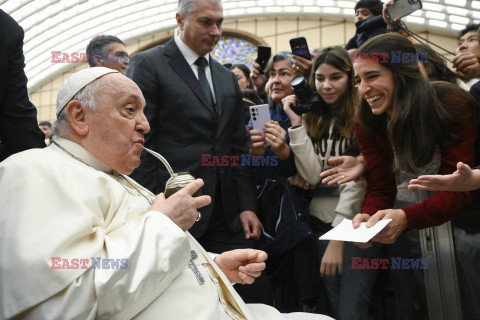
[174,33,216,103]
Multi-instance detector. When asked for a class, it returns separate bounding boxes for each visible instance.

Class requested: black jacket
[0,10,45,161]
[126,38,257,237]
[345,16,387,50]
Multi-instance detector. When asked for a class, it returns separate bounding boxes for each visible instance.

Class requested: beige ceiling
[2,0,477,91]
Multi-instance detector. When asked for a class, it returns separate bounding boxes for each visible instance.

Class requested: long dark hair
[231,64,252,89]
[357,33,475,174]
[414,43,460,84]
[305,46,358,140]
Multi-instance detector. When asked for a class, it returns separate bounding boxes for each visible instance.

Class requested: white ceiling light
[429,19,448,28]
[323,7,340,14]
[2,0,478,91]
[422,3,443,12]
[444,0,466,6]
[426,11,445,20]
[473,1,480,10]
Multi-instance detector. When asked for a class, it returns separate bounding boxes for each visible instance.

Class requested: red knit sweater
[355,113,476,230]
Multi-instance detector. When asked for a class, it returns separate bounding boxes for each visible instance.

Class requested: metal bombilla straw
[142,147,202,221]
[142,147,175,177]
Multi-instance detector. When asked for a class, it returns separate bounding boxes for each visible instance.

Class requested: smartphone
[289,37,311,61]
[257,46,271,74]
[249,104,271,135]
[387,0,422,21]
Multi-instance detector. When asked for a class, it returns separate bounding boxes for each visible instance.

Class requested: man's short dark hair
[86,35,125,67]
[39,121,52,128]
[458,23,480,39]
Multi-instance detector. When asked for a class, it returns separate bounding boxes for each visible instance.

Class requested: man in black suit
[0,10,45,161]
[126,0,271,304]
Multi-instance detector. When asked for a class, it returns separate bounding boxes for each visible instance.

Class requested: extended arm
[409,162,480,192]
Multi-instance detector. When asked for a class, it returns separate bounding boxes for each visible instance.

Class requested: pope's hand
[214,249,268,284]
[151,179,211,231]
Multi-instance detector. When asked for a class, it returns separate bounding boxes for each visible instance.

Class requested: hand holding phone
[257,46,271,74]
[386,0,422,22]
[289,37,312,61]
[250,104,271,135]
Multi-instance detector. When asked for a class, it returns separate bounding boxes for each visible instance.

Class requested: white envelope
[319,218,392,243]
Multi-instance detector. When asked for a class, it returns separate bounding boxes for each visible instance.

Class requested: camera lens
[291,76,314,103]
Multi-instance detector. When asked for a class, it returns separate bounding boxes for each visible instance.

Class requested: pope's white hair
[53,78,102,138]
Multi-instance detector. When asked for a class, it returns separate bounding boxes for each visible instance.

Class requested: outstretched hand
[214,249,268,284]
[409,161,480,192]
[319,155,365,185]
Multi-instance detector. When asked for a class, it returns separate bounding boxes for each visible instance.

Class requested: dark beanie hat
[354,0,383,16]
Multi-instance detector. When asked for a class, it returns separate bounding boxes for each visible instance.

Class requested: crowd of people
[1,0,480,319]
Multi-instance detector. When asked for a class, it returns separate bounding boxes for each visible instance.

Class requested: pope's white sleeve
[17,211,191,320]
[95,210,191,318]
[0,153,191,319]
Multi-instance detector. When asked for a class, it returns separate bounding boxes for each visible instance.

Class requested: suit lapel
[164,39,216,116]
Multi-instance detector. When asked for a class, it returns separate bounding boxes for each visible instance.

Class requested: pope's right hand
[151,179,211,231]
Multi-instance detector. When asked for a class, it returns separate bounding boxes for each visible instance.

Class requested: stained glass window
[211,37,258,69]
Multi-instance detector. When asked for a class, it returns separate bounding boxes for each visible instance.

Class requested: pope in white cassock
[0,68,333,320]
